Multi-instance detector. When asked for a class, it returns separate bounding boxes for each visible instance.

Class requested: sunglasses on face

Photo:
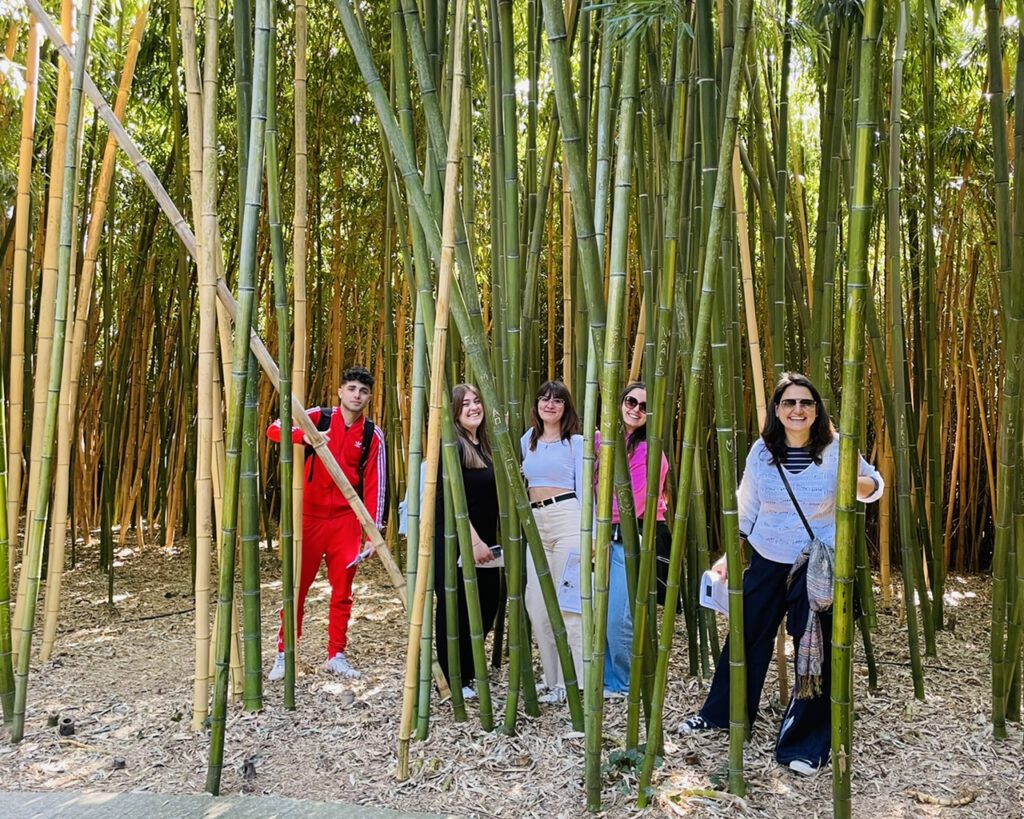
[623,395,648,413]
[779,398,817,410]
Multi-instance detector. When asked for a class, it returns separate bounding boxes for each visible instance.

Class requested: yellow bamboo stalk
[191,0,223,726]
[14,0,74,647]
[7,19,40,563]
[397,0,466,779]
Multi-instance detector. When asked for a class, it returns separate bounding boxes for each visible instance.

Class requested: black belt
[530,491,576,509]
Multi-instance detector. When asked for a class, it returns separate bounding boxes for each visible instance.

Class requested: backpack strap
[304,407,334,481]
[357,418,375,497]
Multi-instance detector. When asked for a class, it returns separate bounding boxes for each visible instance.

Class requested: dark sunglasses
[623,395,648,413]
[779,398,817,409]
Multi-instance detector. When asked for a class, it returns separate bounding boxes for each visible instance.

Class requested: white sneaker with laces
[267,652,286,682]
[537,685,566,704]
[461,686,477,701]
[325,652,361,679]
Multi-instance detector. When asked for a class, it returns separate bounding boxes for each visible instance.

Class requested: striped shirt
[782,445,814,474]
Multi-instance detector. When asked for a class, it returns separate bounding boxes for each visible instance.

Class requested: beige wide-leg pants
[525,497,585,690]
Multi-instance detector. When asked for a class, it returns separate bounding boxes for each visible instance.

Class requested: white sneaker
[325,652,361,679]
[267,652,286,682]
[461,686,477,701]
[788,759,819,776]
[537,685,566,704]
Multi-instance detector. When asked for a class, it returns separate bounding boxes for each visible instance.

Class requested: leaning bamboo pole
[832,2,882,813]
[11,0,93,743]
[397,0,466,778]
[40,1,151,661]
[7,18,39,550]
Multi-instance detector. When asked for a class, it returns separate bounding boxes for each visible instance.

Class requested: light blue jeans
[604,540,632,692]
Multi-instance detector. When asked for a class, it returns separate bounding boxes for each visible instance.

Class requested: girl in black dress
[434,383,502,699]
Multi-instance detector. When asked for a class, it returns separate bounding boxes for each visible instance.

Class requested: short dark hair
[762,372,833,465]
[341,365,374,389]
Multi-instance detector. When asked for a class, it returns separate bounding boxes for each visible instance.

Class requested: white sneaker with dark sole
[267,652,286,682]
[325,652,361,679]
[788,759,819,776]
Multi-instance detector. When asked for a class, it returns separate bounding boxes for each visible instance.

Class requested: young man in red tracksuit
[266,365,386,680]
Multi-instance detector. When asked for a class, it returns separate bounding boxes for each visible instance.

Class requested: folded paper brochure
[699,569,730,616]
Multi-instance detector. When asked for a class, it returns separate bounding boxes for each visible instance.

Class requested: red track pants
[277,511,362,658]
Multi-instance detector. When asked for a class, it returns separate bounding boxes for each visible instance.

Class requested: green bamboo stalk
[865,299,925,697]
[441,415,496,730]
[207,0,269,792]
[265,0,295,708]
[832,4,882,813]
[638,0,754,803]
[0,359,13,723]
[497,0,522,435]
[992,0,1024,730]
[920,0,943,632]
[809,18,850,398]
[586,28,640,811]
[11,0,94,744]
[772,0,793,378]
[240,350,263,711]
[442,461,466,721]
[630,11,694,752]
[1007,11,1024,724]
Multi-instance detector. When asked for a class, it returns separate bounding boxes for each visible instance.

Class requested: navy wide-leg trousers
[699,549,832,767]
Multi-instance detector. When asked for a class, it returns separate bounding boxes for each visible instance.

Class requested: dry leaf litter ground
[1,537,1022,818]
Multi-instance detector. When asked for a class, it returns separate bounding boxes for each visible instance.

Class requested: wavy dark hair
[620,381,648,457]
[762,372,833,465]
[451,383,492,469]
[528,380,581,450]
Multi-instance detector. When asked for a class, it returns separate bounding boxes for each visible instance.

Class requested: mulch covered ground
[1,537,1022,818]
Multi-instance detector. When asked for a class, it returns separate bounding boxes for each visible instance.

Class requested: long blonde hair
[452,383,492,469]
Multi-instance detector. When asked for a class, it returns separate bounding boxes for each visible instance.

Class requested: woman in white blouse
[677,372,884,776]
[520,380,585,703]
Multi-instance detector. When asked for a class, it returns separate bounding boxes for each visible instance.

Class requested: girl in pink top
[603,382,672,693]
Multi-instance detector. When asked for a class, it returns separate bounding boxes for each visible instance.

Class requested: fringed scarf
[788,539,834,699]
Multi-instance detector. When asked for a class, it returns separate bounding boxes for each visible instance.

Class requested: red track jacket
[267,408,386,526]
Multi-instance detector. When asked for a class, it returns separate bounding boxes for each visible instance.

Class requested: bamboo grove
[0,0,1018,814]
